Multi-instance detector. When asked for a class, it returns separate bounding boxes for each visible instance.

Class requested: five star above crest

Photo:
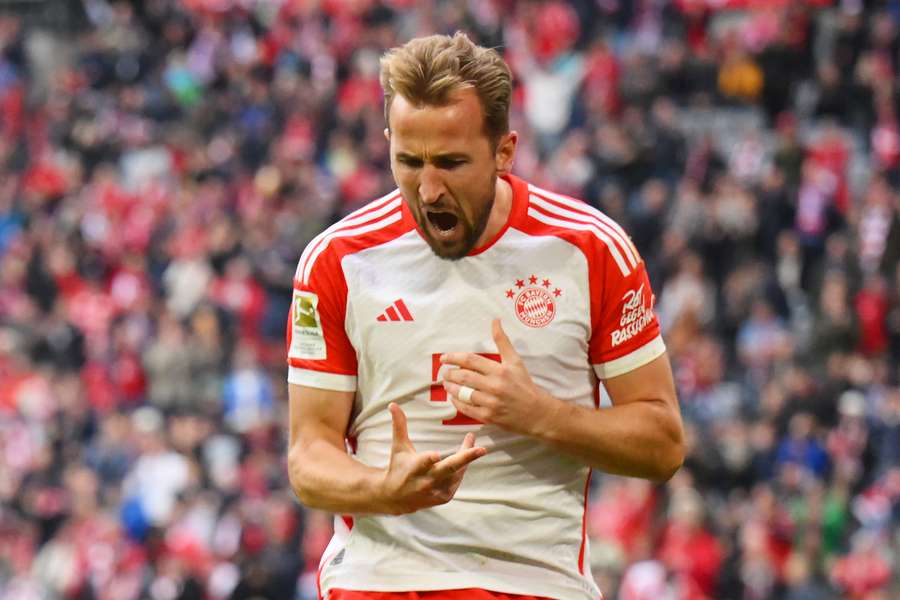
[506,275,563,302]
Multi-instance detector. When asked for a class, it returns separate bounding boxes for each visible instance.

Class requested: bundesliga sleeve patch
[289,291,327,360]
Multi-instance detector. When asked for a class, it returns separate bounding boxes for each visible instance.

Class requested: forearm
[535,393,684,482]
[288,438,388,515]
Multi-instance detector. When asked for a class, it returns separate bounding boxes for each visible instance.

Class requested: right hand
[378,402,486,515]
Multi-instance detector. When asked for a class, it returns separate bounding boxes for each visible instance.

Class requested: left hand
[441,318,558,437]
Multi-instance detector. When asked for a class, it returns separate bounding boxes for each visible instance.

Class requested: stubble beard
[421,176,496,261]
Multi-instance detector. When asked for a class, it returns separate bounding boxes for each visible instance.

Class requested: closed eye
[433,158,466,170]
[397,156,424,168]
[395,155,468,170]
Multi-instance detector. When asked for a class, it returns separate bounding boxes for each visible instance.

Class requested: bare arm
[287,384,383,514]
[442,320,684,482]
[534,354,684,481]
[287,383,487,515]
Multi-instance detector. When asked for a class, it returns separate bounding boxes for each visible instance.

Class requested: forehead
[389,88,489,153]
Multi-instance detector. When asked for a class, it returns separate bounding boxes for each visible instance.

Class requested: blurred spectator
[657,251,716,336]
[783,551,836,600]
[656,487,723,597]
[830,530,892,599]
[810,270,858,359]
[737,297,793,381]
[222,342,273,433]
[718,35,763,103]
[143,310,192,411]
[775,412,830,481]
[121,406,192,535]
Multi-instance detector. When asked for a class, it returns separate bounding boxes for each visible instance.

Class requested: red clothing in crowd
[657,523,723,597]
[209,272,267,342]
[808,134,850,215]
[832,548,891,598]
[855,284,889,355]
[590,482,658,561]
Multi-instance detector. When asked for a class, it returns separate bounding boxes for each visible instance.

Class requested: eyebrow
[395,151,470,161]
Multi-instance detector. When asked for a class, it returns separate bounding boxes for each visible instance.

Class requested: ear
[383,128,390,142]
[495,131,518,175]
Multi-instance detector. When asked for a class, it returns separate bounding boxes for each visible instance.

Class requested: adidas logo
[376,299,414,322]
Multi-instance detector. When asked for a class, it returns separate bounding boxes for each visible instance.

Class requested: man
[287,32,684,600]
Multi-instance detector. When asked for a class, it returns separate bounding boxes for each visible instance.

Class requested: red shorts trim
[329,590,554,600]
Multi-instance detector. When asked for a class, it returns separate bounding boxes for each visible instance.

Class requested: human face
[387,88,514,259]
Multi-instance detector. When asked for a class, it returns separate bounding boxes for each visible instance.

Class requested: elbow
[287,445,316,507]
[653,408,686,483]
[290,480,316,508]
[654,438,685,483]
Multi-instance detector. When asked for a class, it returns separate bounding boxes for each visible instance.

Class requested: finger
[435,432,474,461]
[491,318,518,362]
[450,394,488,423]
[442,367,492,390]
[443,381,474,404]
[450,432,475,455]
[440,352,500,374]
[444,381,497,408]
[411,449,442,474]
[389,403,415,453]
[433,442,487,476]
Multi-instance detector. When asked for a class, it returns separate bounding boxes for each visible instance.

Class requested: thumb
[389,402,415,453]
[491,318,517,361]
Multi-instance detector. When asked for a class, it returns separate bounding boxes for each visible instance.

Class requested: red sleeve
[286,247,357,387]
[589,244,665,379]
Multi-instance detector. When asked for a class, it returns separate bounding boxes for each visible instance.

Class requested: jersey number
[430,353,500,425]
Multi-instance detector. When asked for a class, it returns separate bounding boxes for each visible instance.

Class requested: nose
[418,165,445,205]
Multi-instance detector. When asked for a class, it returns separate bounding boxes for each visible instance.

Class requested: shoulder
[518,182,642,278]
[294,189,410,286]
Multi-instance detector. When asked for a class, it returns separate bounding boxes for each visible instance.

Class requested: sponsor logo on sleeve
[611,284,655,347]
[289,291,326,360]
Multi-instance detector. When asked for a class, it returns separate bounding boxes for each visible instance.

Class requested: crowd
[0,0,897,598]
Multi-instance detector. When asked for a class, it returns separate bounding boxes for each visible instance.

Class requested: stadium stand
[0,1,896,598]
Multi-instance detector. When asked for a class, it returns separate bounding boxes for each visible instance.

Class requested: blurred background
[0,0,898,598]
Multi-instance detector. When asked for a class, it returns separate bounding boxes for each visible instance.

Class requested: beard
[412,175,496,260]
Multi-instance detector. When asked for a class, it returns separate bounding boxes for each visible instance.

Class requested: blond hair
[380,32,512,146]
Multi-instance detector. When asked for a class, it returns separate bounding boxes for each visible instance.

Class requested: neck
[475,175,512,248]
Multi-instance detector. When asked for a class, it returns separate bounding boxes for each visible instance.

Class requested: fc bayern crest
[505,275,562,328]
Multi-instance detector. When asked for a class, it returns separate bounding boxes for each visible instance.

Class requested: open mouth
[426,210,460,236]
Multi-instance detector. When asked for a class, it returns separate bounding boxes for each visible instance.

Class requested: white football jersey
[286,175,665,600]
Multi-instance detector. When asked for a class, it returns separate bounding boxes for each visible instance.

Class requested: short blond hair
[380,32,512,146]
